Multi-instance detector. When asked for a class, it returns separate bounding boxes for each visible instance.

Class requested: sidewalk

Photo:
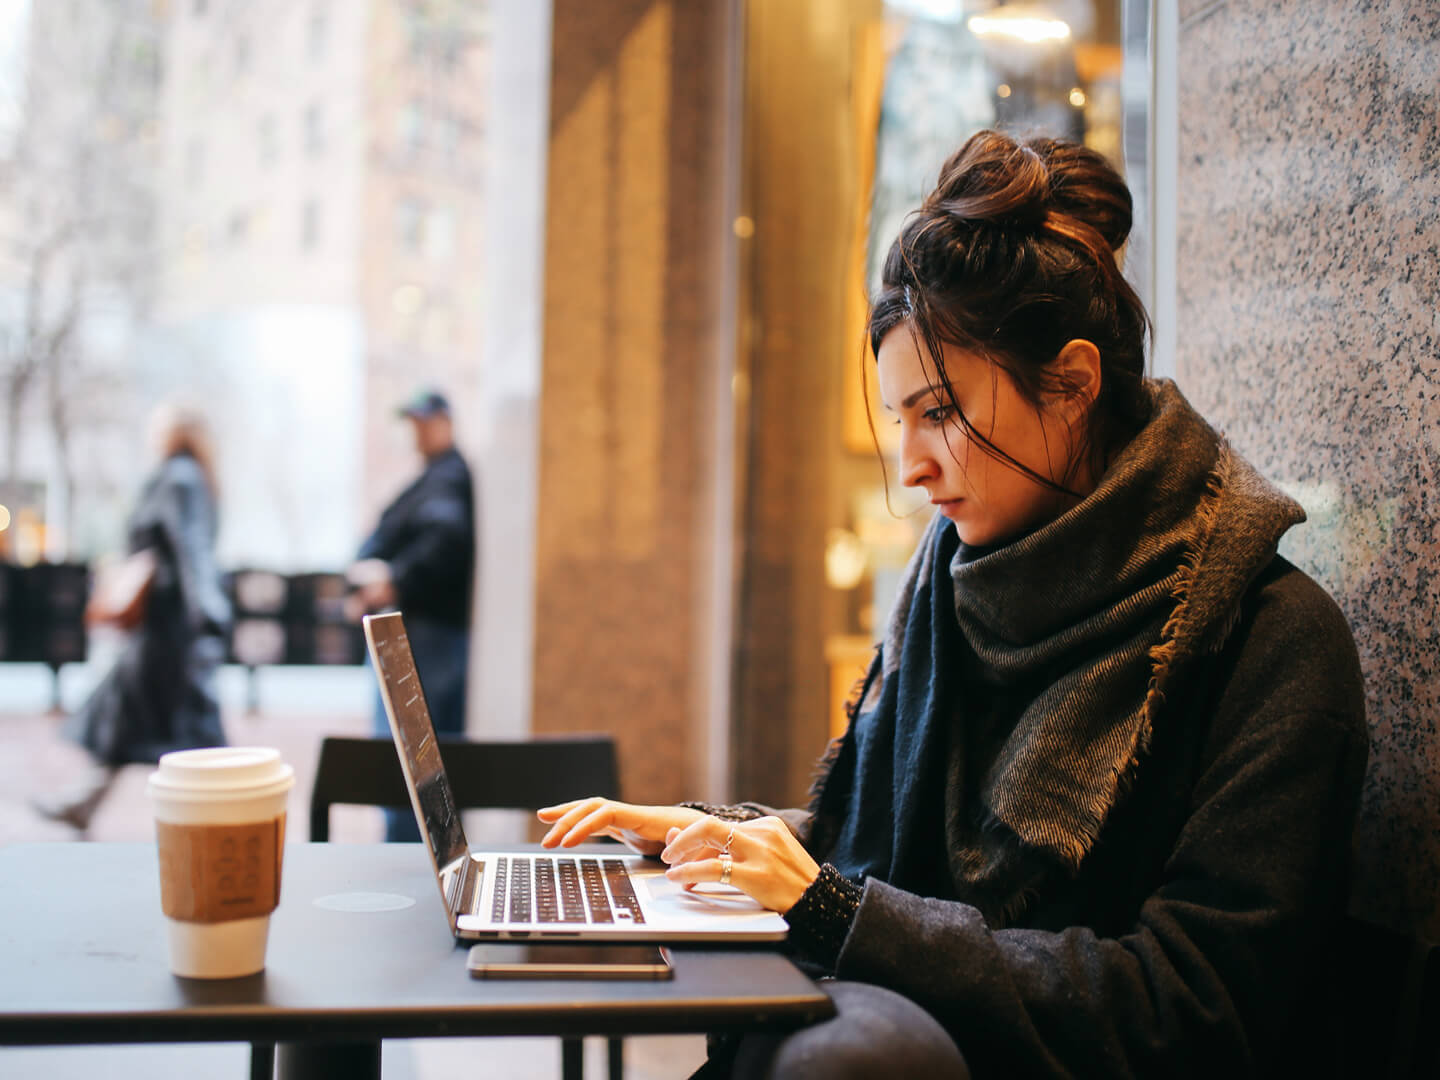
[0,661,706,1079]
[0,662,380,847]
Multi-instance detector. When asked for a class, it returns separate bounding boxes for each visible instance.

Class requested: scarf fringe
[964,810,1067,925]
[1057,444,1232,871]
[1143,447,1230,727]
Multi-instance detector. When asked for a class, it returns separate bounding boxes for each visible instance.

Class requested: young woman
[539,130,1368,1078]
[35,402,231,832]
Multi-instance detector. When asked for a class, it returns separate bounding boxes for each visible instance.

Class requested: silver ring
[719,852,733,887]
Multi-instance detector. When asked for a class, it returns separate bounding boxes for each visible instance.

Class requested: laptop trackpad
[638,872,773,915]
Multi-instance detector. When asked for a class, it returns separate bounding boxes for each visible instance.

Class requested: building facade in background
[1,0,489,573]
[0,0,163,563]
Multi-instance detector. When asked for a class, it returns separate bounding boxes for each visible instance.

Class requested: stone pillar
[532,0,737,805]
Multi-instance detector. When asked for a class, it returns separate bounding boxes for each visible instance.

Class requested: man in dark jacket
[347,388,476,841]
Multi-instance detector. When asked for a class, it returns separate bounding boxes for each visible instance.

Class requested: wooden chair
[304,733,625,1080]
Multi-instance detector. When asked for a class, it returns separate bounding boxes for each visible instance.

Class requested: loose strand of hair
[910,306,1082,500]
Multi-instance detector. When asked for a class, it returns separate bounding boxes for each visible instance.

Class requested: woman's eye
[922,405,953,425]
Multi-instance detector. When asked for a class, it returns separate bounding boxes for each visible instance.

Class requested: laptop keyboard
[490,856,646,925]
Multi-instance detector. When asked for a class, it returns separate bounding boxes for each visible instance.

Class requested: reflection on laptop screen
[367,614,467,869]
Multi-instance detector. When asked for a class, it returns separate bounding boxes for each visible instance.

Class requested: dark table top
[0,842,834,1046]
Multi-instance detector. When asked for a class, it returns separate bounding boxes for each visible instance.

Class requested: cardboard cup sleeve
[156,815,287,923]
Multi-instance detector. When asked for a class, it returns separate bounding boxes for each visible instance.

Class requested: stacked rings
[719,853,733,887]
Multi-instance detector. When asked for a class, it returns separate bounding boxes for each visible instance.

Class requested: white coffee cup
[147,747,295,979]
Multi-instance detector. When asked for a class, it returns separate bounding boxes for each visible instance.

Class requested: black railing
[226,569,366,711]
[0,564,365,712]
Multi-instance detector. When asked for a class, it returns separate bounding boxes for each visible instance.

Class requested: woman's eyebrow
[902,386,941,409]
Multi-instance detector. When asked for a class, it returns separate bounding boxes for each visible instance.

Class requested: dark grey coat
[67,452,231,764]
[712,557,1368,1078]
[824,557,1368,1077]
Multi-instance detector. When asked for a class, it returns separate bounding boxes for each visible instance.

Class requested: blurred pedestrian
[33,401,231,832]
[347,387,476,841]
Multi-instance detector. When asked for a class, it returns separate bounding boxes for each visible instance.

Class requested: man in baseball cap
[397,387,451,419]
[347,386,476,840]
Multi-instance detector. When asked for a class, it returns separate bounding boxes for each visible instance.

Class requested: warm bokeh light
[824,528,869,590]
[1069,87,1087,107]
[0,504,10,531]
[967,16,1072,44]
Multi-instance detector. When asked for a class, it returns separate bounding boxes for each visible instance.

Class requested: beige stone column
[532,0,738,805]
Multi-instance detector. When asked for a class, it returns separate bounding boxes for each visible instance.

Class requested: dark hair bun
[1023,136,1133,252]
[924,130,1132,254]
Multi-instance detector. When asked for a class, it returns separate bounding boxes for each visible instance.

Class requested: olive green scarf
[811,379,1305,923]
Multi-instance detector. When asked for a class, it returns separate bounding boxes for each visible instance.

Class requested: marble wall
[1175,0,1440,937]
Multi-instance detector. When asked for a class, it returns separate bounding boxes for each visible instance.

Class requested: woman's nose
[899,426,936,488]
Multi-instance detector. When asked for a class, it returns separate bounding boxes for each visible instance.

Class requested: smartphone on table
[466,943,673,980]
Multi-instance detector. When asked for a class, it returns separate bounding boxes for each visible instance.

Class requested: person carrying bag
[85,548,159,631]
[33,402,231,833]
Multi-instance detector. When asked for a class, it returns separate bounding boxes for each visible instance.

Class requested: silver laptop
[363,611,789,942]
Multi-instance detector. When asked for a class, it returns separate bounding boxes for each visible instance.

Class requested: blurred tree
[0,0,160,556]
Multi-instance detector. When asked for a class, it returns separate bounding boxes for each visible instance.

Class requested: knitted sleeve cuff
[782,863,863,972]
[677,801,766,823]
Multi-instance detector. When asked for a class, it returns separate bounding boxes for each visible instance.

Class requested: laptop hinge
[453,856,482,918]
[440,855,470,914]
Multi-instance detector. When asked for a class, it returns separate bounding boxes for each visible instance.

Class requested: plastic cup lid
[148,747,294,798]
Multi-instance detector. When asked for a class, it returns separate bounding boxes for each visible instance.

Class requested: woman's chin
[948,518,1010,550]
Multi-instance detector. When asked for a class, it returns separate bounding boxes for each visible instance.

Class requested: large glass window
[0,0,490,574]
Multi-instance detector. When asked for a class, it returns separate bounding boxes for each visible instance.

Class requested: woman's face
[146,405,178,461]
[875,326,1090,548]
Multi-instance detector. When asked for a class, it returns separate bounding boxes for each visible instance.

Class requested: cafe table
[0,842,834,1079]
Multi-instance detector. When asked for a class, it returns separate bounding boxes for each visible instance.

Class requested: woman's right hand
[537,798,706,857]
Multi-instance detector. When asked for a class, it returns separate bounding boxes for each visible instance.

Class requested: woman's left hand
[659,815,820,914]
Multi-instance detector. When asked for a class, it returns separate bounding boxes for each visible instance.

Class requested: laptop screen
[364,612,468,870]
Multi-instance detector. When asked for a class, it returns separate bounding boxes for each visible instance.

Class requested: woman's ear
[1050,339,1103,419]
